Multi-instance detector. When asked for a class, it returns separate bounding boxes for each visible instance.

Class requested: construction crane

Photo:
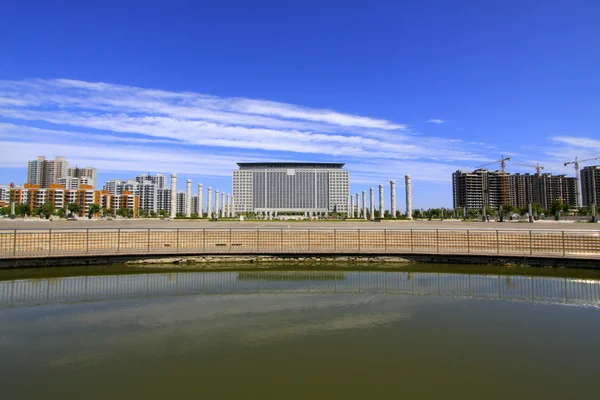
[477,155,511,206]
[513,162,544,177]
[564,156,600,207]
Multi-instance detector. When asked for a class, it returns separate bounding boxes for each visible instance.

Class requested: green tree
[159,210,169,218]
[412,209,421,219]
[550,199,564,215]
[191,212,199,219]
[150,210,158,218]
[15,204,32,217]
[467,209,479,219]
[36,201,54,218]
[138,208,147,218]
[67,202,81,216]
[88,203,101,217]
[0,206,10,216]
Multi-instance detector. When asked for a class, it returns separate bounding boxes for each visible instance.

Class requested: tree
[88,204,101,217]
[159,210,169,218]
[138,208,147,218]
[15,204,32,217]
[36,201,54,218]
[55,207,66,218]
[67,202,81,217]
[413,209,422,219]
[191,212,199,219]
[550,199,564,216]
[0,206,9,216]
[532,203,544,217]
[150,210,158,218]
[467,209,479,219]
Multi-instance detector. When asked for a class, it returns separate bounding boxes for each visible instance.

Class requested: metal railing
[2,271,599,308]
[0,228,599,259]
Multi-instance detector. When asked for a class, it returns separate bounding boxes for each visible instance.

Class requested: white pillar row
[379,184,384,219]
[170,174,177,219]
[197,184,203,217]
[231,196,236,217]
[221,193,226,218]
[227,195,232,218]
[207,187,212,219]
[405,175,413,220]
[390,180,396,218]
[355,193,360,218]
[185,179,192,217]
[369,188,375,221]
[215,190,220,218]
[362,191,367,220]
[350,195,354,218]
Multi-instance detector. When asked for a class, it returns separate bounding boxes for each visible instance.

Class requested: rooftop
[237,162,345,169]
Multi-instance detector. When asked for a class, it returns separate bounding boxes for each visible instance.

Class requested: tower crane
[477,155,511,206]
[513,162,544,177]
[564,156,600,207]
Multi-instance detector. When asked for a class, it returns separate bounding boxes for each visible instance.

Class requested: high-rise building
[27,156,69,188]
[581,165,600,207]
[157,188,171,213]
[176,192,186,215]
[68,166,98,187]
[57,176,95,190]
[135,174,167,189]
[191,196,199,215]
[453,169,577,210]
[232,162,350,215]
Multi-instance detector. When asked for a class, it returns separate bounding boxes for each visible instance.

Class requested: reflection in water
[1,270,599,308]
[1,270,600,399]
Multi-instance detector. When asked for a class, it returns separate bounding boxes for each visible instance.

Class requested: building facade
[68,166,98,187]
[232,163,349,215]
[453,169,578,210]
[27,156,69,188]
[581,165,600,207]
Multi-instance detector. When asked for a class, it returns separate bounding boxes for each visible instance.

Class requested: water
[1,266,600,399]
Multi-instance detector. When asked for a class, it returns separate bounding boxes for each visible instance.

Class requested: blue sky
[1,0,599,208]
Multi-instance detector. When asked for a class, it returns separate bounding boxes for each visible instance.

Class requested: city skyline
[2,1,600,208]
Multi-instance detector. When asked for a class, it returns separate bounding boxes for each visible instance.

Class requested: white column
[405,175,413,220]
[215,190,219,218]
[362,191,367,220]
[207,187,212,218]
[231,196,236,217]
[355,193,360,218]
[221,193,226,218]
[379,184,384,219]
[197,184,203,217]
[390,180,396,218]
[369,188,374,220]
[170,174,177,218]
[350,195,354,218]
[227,195,232,218]
[185,179,192,217]
[347,195,351,217]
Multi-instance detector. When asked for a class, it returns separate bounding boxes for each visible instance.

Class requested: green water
[1,266,599,399]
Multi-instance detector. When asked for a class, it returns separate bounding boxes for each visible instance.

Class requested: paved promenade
[1,218,599,230]
[1,221,599,261]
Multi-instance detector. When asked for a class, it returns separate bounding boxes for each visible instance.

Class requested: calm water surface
[1,266,600,399]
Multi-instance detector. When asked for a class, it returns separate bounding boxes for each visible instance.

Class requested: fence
[1,271,599,308]
[0,228,599,259]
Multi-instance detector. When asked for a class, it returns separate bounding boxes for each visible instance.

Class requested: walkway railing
[2,271,599,308]
[0,228,599,259]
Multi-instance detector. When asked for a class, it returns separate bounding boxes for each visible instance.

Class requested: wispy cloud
[0,78,497,184]
[426,119,445,124]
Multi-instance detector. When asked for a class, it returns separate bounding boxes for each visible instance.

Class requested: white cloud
[426,119,445,124]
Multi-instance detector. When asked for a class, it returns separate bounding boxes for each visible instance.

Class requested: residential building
[103,180,122,195]
[68,166,98,187]
[27,156,69,188]
[232,162,350,215]
[135,174,167,189]
[157,188,172,213]
[191,196,199,216]
[111,190,139,217]
[580,166,600,207]
[57,176,95,190]
[176,192,186,215]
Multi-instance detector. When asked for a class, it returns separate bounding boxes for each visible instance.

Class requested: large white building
[68,166,98,187]
[232,162,349,215]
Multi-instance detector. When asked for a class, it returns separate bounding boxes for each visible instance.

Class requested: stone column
[390,180,396,218]
[362,191,367,220]
[207,187,212,218]
[379,184,384,219]
[170,174,177,218]
[221,193,226,218]
[369,188,374,220]
[231,196,236,217]
[215,190,219,219]
[347,195,351,218]
[197,184,203,217]
[405,175,412,219]
[355,193,360,218]
[227,195,232,217]
[350,195,354,218]
[185,179,192,217]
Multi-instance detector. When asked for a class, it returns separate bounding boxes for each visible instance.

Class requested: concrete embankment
[1,253,599,269]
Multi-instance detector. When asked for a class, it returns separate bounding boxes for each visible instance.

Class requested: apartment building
[581,165,600,207]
